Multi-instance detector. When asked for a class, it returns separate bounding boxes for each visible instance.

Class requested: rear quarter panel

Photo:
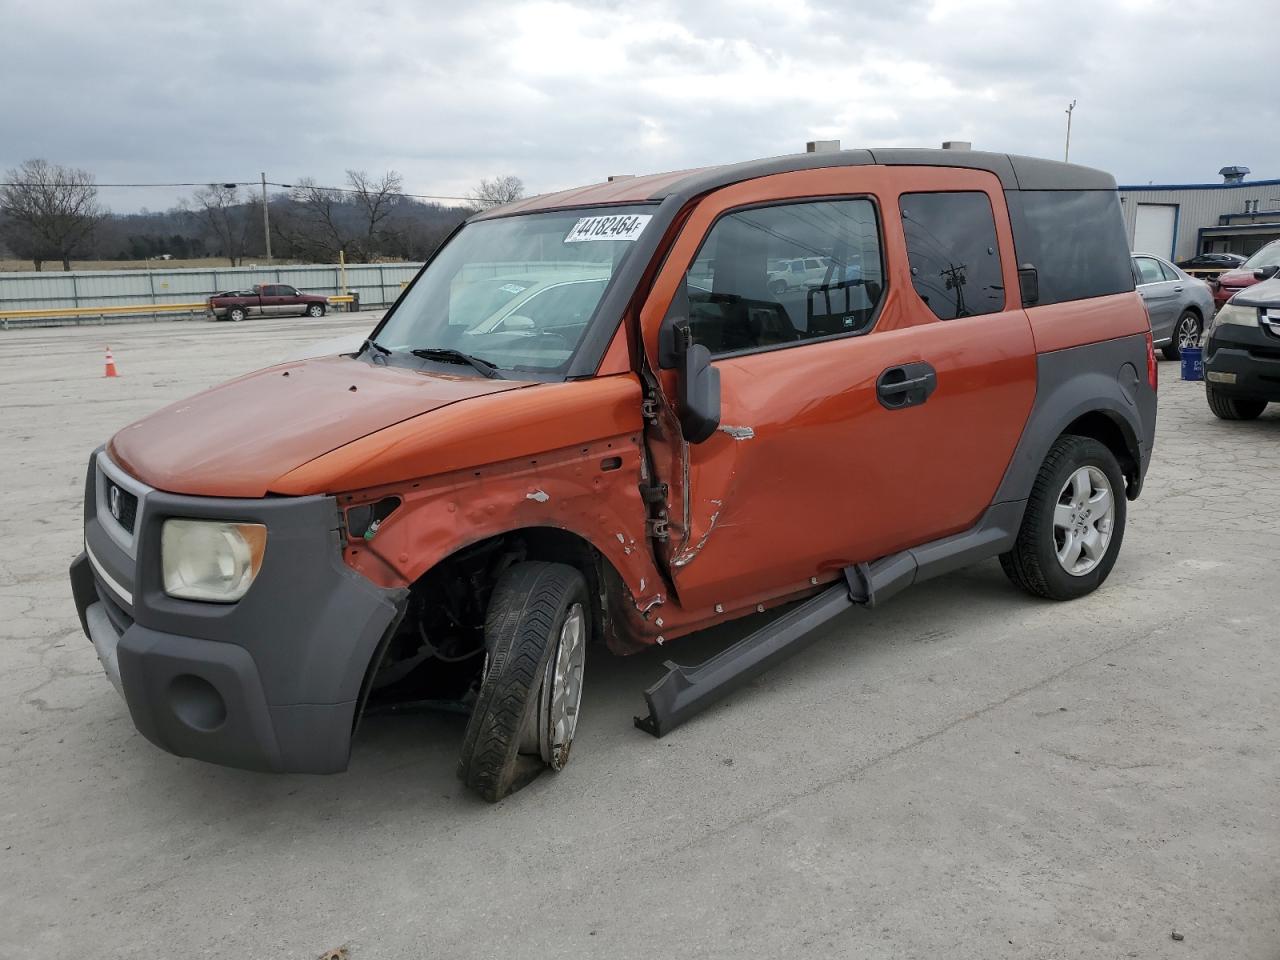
[1025,291,1149,353]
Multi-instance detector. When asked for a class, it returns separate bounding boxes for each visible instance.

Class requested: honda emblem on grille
[109,485,122,521]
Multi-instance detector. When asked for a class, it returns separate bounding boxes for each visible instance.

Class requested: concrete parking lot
[2,315,1278,959]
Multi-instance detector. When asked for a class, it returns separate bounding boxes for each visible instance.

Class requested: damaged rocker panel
[635,501,1024,737]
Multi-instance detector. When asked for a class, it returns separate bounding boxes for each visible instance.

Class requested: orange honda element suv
[72,149,1156,800]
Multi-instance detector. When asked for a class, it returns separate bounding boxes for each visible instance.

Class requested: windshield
[1243,241,1280,269]
[375,205,656,373]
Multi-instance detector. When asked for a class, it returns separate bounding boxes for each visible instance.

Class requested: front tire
[1206,386,1267,421]
[1000,435,1127,601]
[1161,310,1201,360]
[457,562,589,802]
[306,303,325,318]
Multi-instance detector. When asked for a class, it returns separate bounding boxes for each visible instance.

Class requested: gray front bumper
[71,450,407,774]
[85,600,125,696]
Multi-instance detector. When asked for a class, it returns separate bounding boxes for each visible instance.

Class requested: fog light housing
[161,519,267,602]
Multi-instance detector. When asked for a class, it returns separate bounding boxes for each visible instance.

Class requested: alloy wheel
[538,603,586,770]
[1052,466,1115,576]
[1177,314,1200,349]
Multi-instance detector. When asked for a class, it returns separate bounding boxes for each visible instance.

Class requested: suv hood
[1235,276,1280,307]
[108,355,531,497]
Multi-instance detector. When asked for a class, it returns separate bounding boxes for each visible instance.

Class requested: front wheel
[306,303,325,318]
[1000,435,1127,601]
[1162,310,1201,360]
[768,278,787,295]
[1206,386,1267,421]
[457,562,589,802]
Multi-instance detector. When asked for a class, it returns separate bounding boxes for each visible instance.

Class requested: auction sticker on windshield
[564,214,652,243]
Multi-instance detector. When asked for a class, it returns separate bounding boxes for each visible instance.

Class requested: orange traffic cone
[104,346,118,378]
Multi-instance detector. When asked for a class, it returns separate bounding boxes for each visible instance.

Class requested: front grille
[105,482,138,533]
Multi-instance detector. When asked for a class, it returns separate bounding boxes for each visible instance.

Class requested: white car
[767,257,831,294]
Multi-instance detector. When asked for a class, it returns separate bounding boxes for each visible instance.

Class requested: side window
[1007,190,1135,305]
[263,285,284,297]
[1134,257,1164,285]
[1157,261,1180,282]
[899,191,1005,320]
[278,285,297,296]
[685,199,884,356]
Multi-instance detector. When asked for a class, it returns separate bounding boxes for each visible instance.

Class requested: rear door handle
[877,362,937,410]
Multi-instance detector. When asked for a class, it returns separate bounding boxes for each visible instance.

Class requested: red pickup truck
[208,283,329,322]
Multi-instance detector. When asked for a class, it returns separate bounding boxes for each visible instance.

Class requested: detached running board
[633,581,854,738]
[633,501,1025,738]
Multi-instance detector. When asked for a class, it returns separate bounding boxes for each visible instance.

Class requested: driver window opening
[684,199,885,357]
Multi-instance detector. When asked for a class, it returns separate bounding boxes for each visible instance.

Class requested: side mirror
[1018,264,1039,306]
[674,321,721,444]
[1254,265,1279,281]
[658,282,720,443]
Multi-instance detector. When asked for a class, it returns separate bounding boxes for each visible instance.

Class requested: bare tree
[469,175,525,210]
[0,159,104,270]
[186,185,251,266]
[346,169,403,261]
[283,177,354,262]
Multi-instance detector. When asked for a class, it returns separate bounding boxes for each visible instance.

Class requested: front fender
[338,434,669,622]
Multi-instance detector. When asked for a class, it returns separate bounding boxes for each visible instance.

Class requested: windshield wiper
[410,347,503,379]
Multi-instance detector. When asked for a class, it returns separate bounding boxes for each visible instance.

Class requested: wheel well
[354,528,614,725]
[506,528,609,643]
[1062,411,1139,496]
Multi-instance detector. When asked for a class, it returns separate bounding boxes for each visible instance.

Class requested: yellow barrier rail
[0,301,207,320]
[0,294,358,322]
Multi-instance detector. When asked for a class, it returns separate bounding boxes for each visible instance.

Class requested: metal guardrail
[0,262,421,313]
[0,295,359,329]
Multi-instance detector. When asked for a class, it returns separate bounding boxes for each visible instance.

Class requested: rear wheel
[306,303,325,318]
[457,562,589,802]
[227,306,247,323]
[1000,435,1126,601]
[1161,310,1201,360]
[1206,386,1267,421]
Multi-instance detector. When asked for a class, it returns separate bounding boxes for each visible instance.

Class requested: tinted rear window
[1007,190,1134,306]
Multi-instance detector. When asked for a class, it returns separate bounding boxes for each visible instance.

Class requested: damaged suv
[72,148,1156,800]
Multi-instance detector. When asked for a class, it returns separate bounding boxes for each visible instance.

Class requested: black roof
[656,148,1116,202]
[474,147,1117,222]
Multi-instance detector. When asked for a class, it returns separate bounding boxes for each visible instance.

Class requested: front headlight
[161,519,267,602]
[1210,302,1260,334]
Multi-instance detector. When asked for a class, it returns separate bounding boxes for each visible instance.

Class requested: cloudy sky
[3,0,1277,212]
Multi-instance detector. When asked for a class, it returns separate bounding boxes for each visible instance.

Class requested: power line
[0,180,254,188]
[0,179,476,203]
[264,181,473,202]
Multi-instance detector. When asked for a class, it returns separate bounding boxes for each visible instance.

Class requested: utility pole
[1064,100,1077,162]
[260,171,273,264]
